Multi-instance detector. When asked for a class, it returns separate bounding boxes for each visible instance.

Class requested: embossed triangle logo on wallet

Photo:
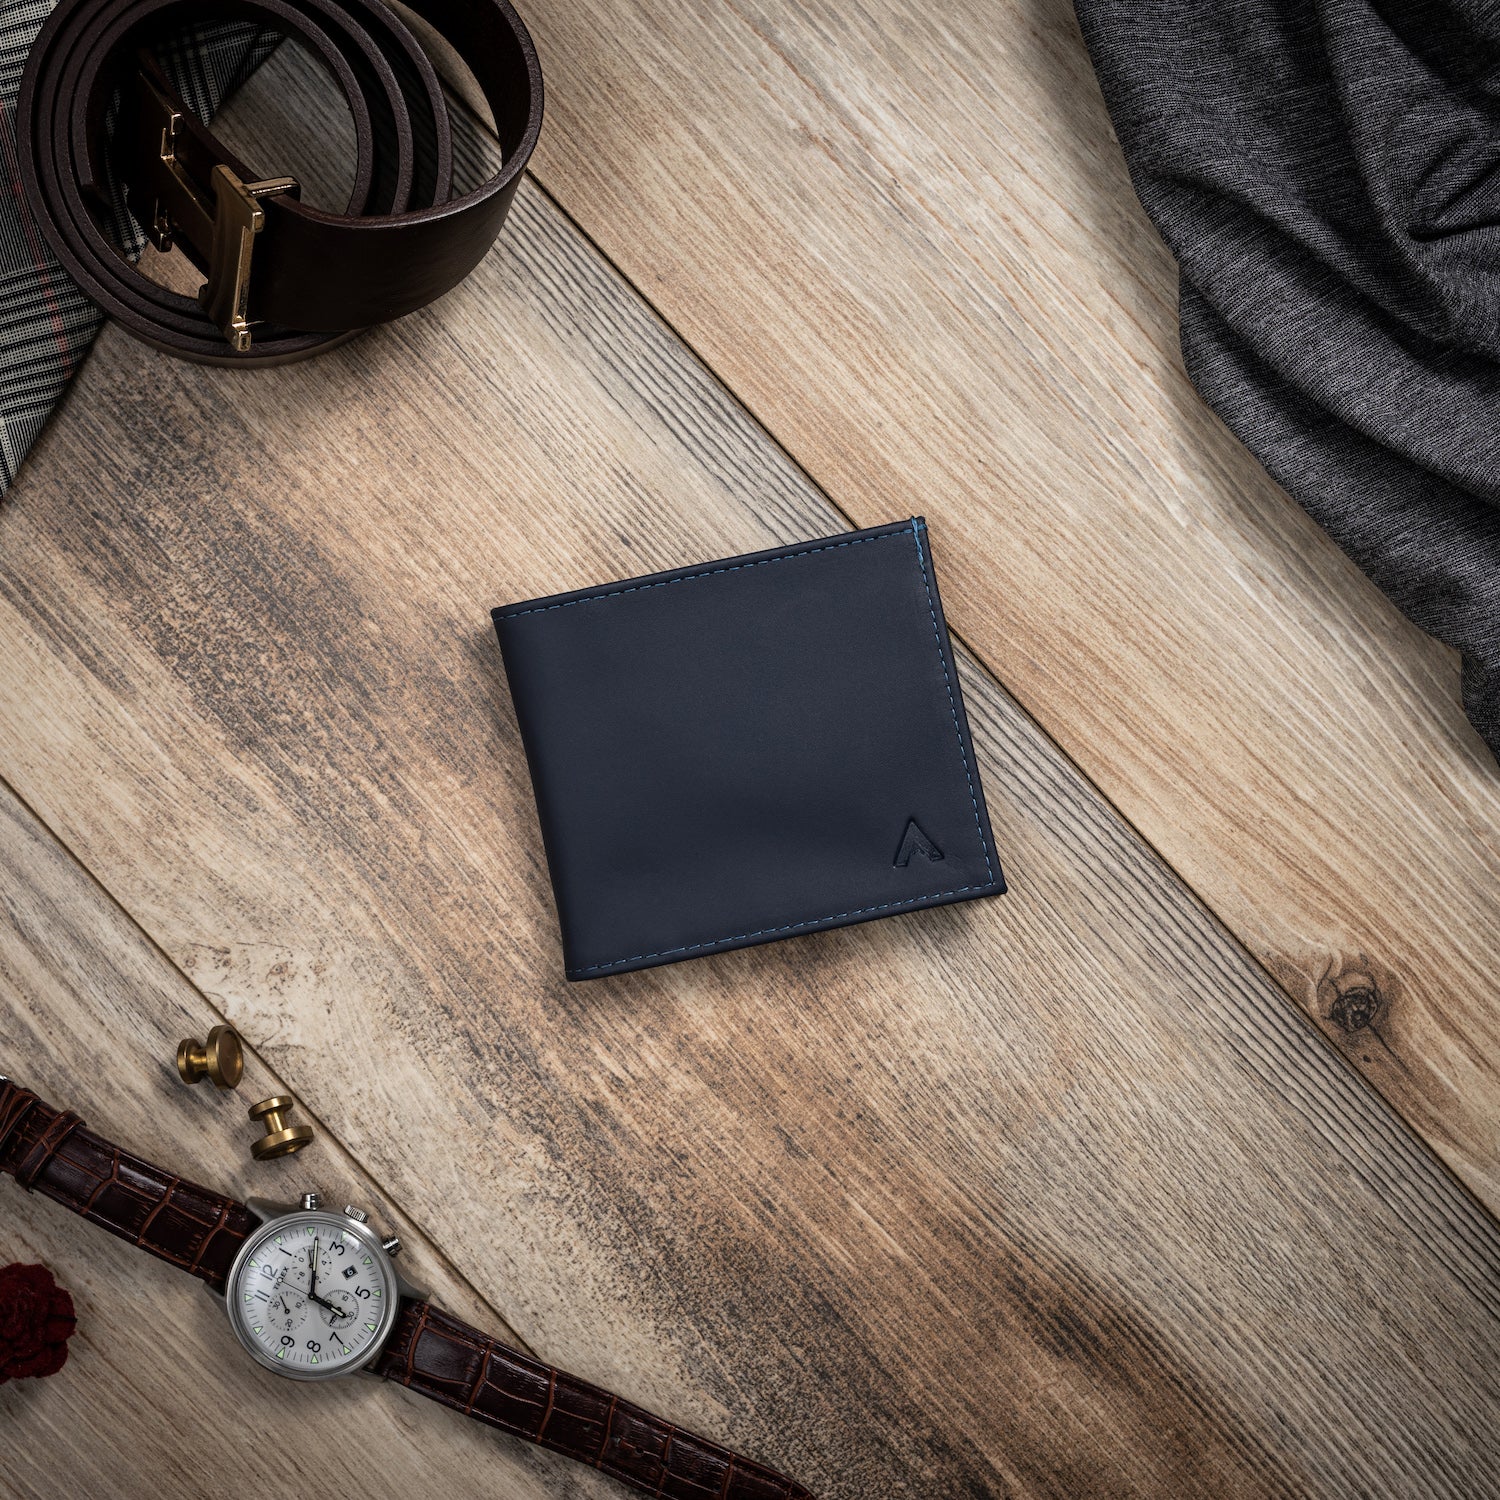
[893,819,944,867]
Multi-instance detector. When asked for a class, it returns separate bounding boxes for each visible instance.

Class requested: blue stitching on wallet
[495,528,905,619]
[547,517,998,976]
[911,517,995,885]
[566,887,990,977]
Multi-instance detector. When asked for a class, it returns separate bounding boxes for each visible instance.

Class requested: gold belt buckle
[136,72,297,353]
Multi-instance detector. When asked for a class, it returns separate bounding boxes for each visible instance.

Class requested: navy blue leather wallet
[492,518,1004,979]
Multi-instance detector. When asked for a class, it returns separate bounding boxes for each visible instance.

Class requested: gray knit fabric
[1074,0,1500,762]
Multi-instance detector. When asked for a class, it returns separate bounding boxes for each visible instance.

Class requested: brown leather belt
[18,0,543,364]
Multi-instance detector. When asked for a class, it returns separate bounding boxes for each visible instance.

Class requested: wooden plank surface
[2,51,1499,1494]
[0,780,620,1500]
[513,0,1500,1208]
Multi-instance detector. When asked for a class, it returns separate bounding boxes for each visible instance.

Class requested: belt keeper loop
[0,1082,42,1167]
[14,1108,85,1190]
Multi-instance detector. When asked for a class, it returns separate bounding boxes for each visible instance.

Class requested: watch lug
[393,1269,430,1302]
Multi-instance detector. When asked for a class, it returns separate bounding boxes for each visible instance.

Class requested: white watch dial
[225,1211,399,1380]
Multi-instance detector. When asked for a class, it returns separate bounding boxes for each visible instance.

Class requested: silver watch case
[215,1197,428,1381]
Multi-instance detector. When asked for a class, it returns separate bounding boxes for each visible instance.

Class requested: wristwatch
[0,1077,814,1499]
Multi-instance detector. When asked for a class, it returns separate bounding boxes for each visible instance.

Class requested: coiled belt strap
[19,0,543,364]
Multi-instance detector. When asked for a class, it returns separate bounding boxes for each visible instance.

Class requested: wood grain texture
[512,0,1500,1207]
[0,781,624,1500]
[1,48,1498,1492]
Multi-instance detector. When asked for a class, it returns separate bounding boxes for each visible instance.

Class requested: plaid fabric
[0,8,277,488]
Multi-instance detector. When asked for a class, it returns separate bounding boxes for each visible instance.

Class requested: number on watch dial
[227,1215,394,1377]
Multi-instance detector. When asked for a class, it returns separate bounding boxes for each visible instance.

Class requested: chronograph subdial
[263,1285,312,1336]
[314,1288,359,1334]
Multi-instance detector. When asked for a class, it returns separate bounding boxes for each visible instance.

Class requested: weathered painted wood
[515,0,1500,1208]
[0,46,1498,1500]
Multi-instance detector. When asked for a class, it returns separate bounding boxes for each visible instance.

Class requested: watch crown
[343,1205,369,1223]
[380,1235,402,1258]
[300,1192,322,1211]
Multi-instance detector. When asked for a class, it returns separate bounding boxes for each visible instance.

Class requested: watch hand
[272,1266,304,1301]
[309,1238,319,1298]
[306,1288,346,1317]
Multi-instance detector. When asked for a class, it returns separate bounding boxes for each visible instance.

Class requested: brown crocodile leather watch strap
[0,1080,815,1497]
[376,1300,815,1499]
[0,1078,255,1292]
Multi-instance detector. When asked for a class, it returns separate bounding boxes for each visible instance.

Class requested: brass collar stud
[248,1096,314,1159]
[176,1025,243,1089]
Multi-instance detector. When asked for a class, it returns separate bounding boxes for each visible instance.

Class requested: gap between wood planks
[506,0,1500,1218]
[507,161,1500,1236]
[384,36,1500,1230]
[0,764,534,1358]
[5,50,1500,1491]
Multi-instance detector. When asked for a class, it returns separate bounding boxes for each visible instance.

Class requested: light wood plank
[1,85,1499,1490]
[508,0,1500,1207]
[0,780,623,1499]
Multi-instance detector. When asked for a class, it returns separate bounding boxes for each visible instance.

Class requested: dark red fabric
[0,1262,76,1383]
